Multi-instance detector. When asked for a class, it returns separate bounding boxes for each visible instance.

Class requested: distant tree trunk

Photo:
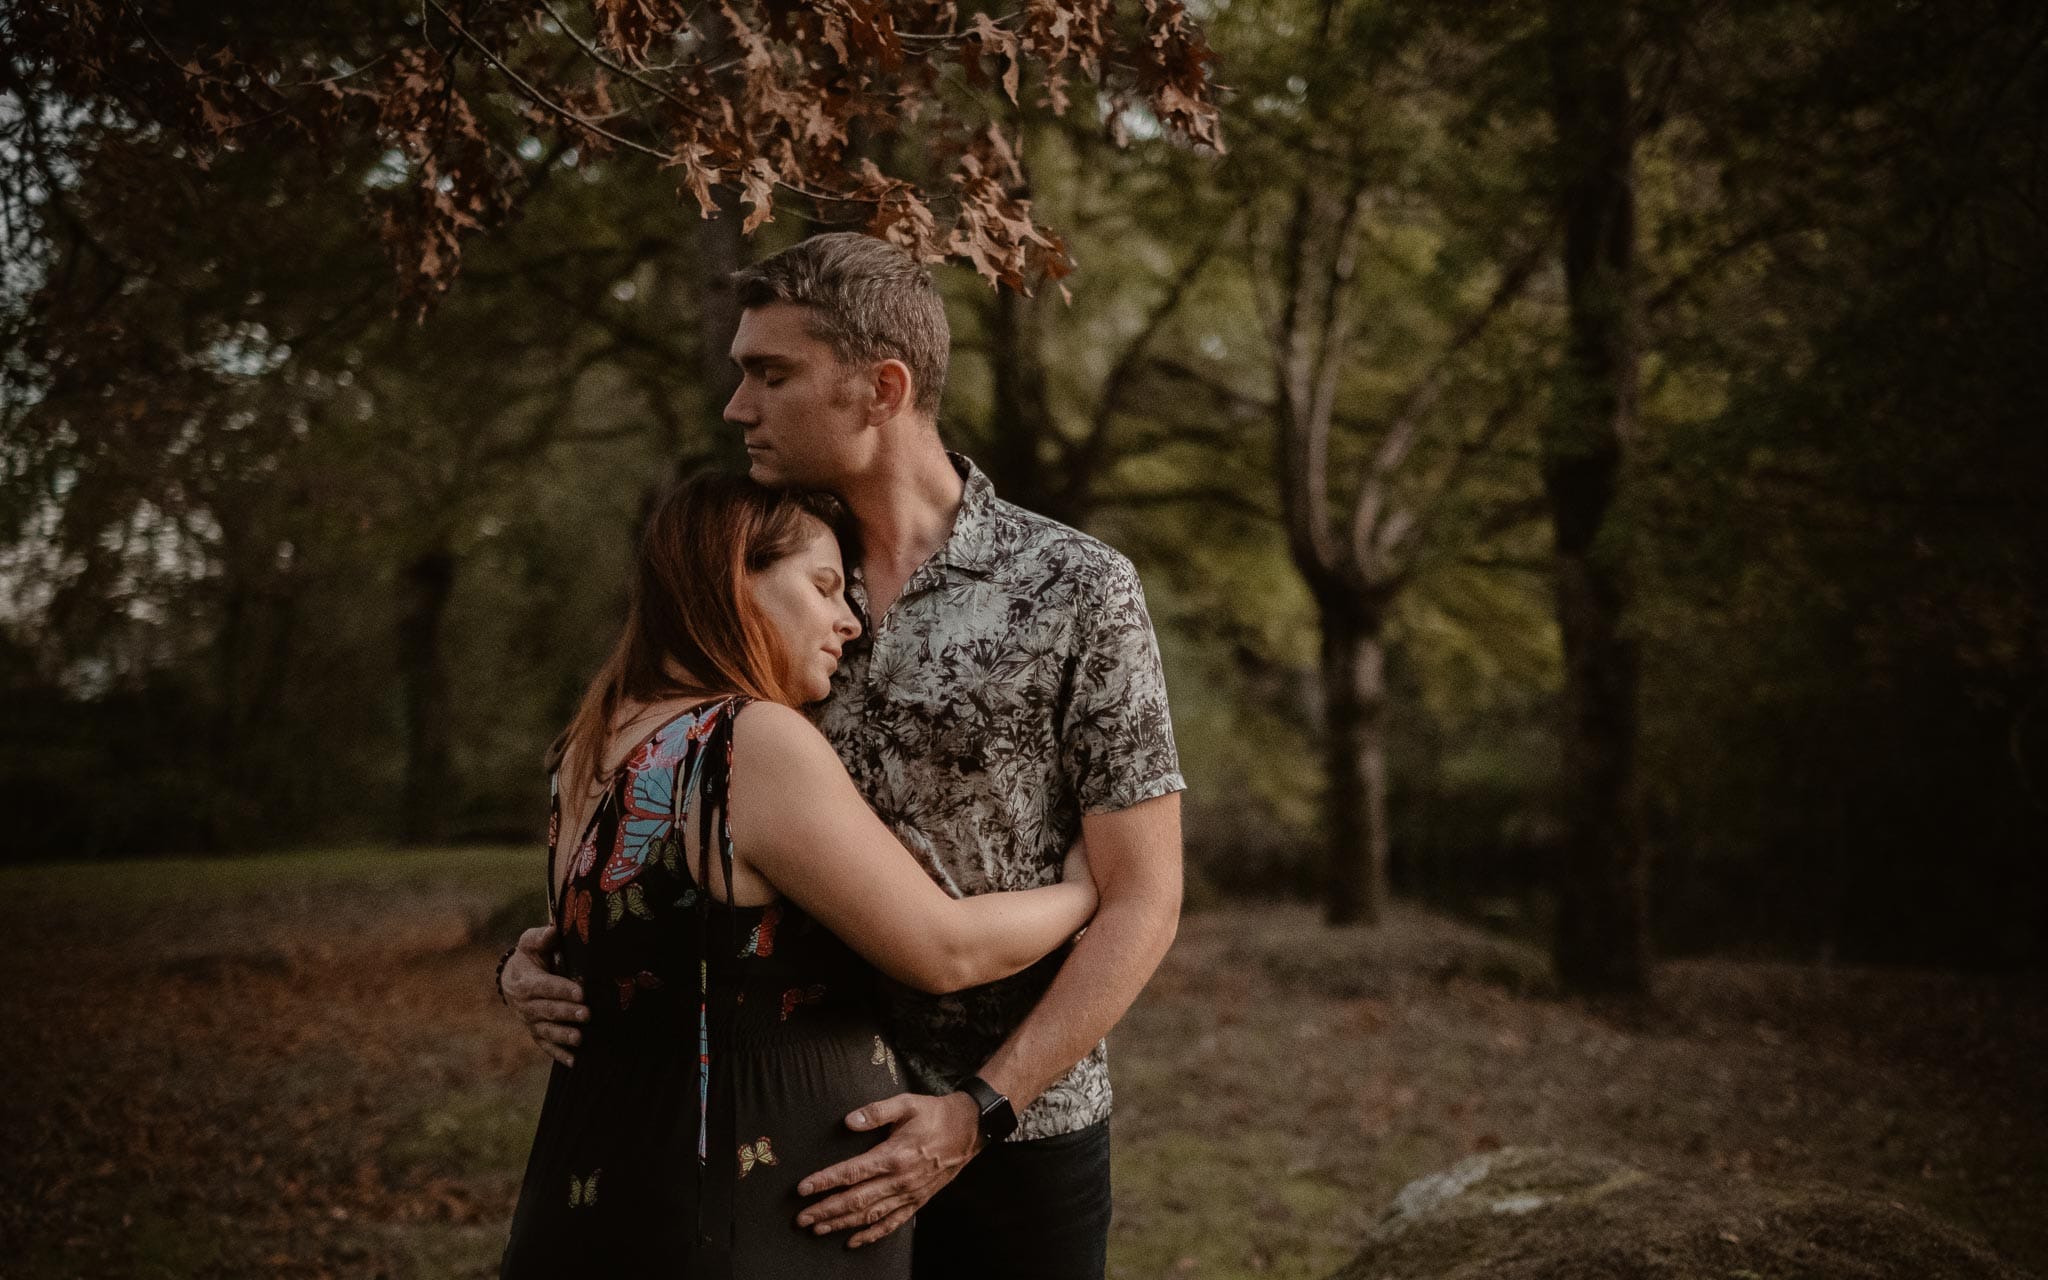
[1319,594,1391,925]
[987,287,1066,519]
[692,197,746,433]
[397,546,457,845]
[685,21,750,447]
[211,565,302,844]
[213,579,250,765]
[204,577,254,850]
[1543,0,1651,995]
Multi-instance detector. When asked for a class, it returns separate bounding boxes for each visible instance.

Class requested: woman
[499,473,1095,1278]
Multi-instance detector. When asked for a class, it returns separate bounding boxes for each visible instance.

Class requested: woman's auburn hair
[553,470,848,786]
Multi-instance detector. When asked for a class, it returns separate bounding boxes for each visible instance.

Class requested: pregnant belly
[711,1028,917,1271]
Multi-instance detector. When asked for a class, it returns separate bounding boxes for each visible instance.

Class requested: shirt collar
[843,451,998,623]
[927,451,999,579]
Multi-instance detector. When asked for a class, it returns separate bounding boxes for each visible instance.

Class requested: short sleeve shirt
[814,453,1185,1139]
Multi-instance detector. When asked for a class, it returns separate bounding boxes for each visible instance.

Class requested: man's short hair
[733,232,950,417]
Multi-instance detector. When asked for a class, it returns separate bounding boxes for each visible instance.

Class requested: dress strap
[544,773,563,922]
[684,694,751,1254]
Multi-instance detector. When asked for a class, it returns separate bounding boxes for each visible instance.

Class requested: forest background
[4,0,2045,980]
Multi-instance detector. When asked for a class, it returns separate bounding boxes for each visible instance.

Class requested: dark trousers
[911,1119,1112,1280]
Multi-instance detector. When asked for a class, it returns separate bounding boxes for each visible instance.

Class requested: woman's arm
[725,701,1095,994]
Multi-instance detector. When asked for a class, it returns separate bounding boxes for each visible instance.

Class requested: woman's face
[749,519,861,704]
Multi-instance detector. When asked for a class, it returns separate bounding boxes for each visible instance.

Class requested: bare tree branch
[1081,222,1229,458]
[423,0,676,163]
[1346,229,1551,574]
[535,0,719,126]
[1406,388,1532,540]
[1274,178,1355,588]
[1092,484,1276,521]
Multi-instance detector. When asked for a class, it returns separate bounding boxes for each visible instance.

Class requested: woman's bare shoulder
[731,699,833,761]
[728,702,861,852]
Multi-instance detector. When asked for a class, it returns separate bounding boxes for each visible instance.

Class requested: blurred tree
[1623,0,2048,966]
[0,111,718,847]
[1202,0,1554,925]
[1539,0,1649,992]
[942,111,1239,527]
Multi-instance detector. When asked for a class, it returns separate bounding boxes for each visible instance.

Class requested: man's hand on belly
[794,1090,983,1247]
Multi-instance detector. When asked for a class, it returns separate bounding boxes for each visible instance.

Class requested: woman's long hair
[553,471,848,787]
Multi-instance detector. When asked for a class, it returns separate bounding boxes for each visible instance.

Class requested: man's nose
[723,381,752,424]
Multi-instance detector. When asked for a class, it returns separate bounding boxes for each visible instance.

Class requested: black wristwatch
[958,1074,1017,1145]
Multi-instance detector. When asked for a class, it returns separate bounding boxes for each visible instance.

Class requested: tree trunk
[681,16,751,442]
[692,198,746,436]
[1543,0,1650,995]
[987,287,1065,519]
[1320,596,1391,926]
[398,546,457,845]
[211,568,302,845]
[212,579,249,767]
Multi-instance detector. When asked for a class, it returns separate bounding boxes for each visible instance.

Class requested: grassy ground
[2,847,2042,1278]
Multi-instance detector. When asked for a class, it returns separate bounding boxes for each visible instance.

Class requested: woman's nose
[836,611,861,641]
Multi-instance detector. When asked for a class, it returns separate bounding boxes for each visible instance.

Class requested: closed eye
[736,355,793,387]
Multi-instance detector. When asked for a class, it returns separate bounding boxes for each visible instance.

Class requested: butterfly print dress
[500,697,912,1278]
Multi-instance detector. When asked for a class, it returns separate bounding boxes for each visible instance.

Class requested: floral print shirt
[814,453,1185,1140]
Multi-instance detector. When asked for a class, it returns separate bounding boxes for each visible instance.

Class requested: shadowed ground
[2,848,2041,1278]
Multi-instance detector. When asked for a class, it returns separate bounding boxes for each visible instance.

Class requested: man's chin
[748,456,831,494]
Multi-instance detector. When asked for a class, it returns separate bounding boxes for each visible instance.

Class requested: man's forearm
[975,884,1178,1112]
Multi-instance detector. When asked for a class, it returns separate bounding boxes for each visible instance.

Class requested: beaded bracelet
[494,943,518,1005]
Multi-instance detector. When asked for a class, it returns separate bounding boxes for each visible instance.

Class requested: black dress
[501,696,913,1278]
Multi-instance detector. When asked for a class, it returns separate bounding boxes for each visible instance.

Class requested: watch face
[961,1077,1016,1140]
[980,1097,1017,1141]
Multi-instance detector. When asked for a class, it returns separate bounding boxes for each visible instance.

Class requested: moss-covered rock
[1331,1147,2034,1280]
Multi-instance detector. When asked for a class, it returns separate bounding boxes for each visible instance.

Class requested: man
[499,232,1184,1279]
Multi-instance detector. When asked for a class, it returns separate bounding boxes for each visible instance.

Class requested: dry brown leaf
[739,157,777,233]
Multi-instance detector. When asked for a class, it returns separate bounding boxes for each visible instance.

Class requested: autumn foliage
[7,0,1222,310]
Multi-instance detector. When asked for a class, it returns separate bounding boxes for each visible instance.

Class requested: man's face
[724,303,867,490]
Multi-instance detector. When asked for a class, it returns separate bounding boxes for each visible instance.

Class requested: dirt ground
[2,848,2041,1279]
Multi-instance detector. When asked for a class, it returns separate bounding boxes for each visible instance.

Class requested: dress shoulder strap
[684,693,754,1244]
[685,695,750,906]
[544,772,563,920]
